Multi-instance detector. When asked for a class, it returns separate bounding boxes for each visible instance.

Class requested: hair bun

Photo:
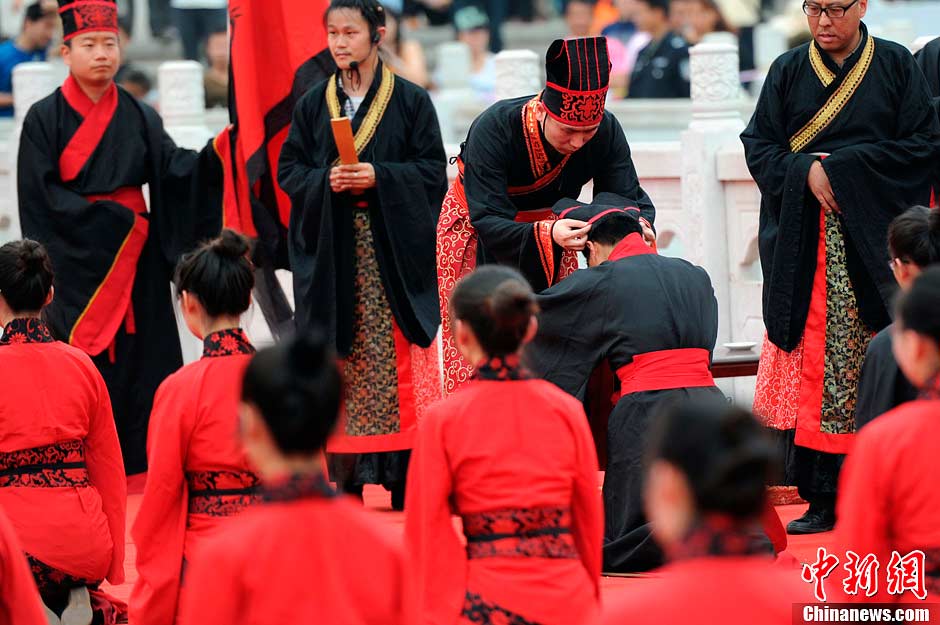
[288,331,328,376]
[213,229,251,260]
[490,279,537,327]
[18,240,48,272]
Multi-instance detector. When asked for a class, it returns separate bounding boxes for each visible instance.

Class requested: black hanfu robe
[17,76,223,474]
[526,232,724,573]
[278,63,447,493]
[854,325,917,431]
[915,36,940,200]
[438,95,655,395]
[740,25,940,481]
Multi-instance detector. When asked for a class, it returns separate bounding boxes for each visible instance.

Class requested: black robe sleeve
[740,59,819,350]
[592,115,656,229]
[822,54,940,310]
[278,92,341,345]
[526,269,612,399]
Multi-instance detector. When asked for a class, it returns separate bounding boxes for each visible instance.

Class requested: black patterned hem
[202,328,254,358]
[461,592,542,625]
[187,470,261,516]
[0,317,55,345]
[463,506,577,560]
[0,440,90,488]
[26,553,98,597]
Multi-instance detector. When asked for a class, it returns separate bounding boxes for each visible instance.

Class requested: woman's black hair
[324,0,387,40]
[450,265,538,358]
[895,265,940,345]
[174,229,254,318]
[0,239,54,313]
[646,400,777,519]
[888,206,940,269]
[241,331,343,454]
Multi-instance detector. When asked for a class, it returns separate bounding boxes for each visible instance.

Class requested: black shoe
[390,484,405,511]
[786,508,835,534]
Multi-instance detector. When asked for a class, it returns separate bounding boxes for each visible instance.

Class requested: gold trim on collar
[790,35,874,153]
[326,65,395,165]
[809,44,836,87]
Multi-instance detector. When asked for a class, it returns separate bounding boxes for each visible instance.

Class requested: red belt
[85,186,148,215]
[616,348,715,396]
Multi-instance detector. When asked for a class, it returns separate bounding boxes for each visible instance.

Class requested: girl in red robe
[131,230,260,625]
[602,401,812,625]
[178,333,405,625]
[836,266,940,602]
[0,240,126,622]
[405,265,603,625]
[0,507,50,625]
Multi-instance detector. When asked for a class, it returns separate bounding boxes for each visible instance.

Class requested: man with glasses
[740,0,940,534]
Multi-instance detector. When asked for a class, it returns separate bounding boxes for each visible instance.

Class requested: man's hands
[639,218,656,247]
[330,163,376,193]
[552,219,592,251]
[807,160,840,214]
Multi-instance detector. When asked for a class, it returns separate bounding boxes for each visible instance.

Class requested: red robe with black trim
[130,329,258,625]
[0,508,48,625]
[0,318,126,585]
[602,556,813,625]
[836,383,940,602]
[177,475,405,625]
[404,365,603,625]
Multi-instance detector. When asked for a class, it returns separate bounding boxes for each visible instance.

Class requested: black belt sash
[0,440,89,488]
[461,505,578,560]
[186,470,261,517]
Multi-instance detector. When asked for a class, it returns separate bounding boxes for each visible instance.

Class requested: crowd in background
[0,0,840,117]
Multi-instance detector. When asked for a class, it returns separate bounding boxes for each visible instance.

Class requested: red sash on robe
[59,75,149,357]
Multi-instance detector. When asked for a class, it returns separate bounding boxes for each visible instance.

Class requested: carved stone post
[4,62,56,242]
[493,49,541,101]
[158,60,213,149]
[680,39,744,351]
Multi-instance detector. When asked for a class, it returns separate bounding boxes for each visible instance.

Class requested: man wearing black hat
[17,0,223,475]
[526,193,724,573]
[437,36,656,395]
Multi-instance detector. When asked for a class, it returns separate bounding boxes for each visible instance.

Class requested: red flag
[221,0,334,268]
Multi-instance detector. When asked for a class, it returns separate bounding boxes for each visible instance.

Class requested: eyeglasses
[802,0,859,18]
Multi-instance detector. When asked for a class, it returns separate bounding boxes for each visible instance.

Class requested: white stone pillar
[3,62,56,243]
[680,40,744,351]
[158,60,213,149]
[157,61,214,363]
[432,41,474,144]
[493,49,541,101]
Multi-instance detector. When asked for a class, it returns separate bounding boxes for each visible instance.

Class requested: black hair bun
[212,229,251,260]
[288,330,328,377]
[19,240,48,272]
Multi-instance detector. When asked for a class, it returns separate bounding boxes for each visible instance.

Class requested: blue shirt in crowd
[0,40,47,117]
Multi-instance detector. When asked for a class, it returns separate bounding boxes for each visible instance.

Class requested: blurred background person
[0,1,55,117]
[119,68,154,101]
[170,0,227,62]
[380,3,430,87]
[602,401,812,624]
[602,0,651,98]
[438,3,495,100]
[565,0,596,38]
[203,27,229,108]
[627,0,690,98]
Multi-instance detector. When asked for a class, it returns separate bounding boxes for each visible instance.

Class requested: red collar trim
[61,74,116,119]
[608,233,655,262]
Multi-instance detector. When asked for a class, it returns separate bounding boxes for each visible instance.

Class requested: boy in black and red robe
[17,0,222,474]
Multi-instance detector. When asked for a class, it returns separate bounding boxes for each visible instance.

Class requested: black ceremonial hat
[542,37,611,127]
[552,193,641,224]
[58,0,118,41]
